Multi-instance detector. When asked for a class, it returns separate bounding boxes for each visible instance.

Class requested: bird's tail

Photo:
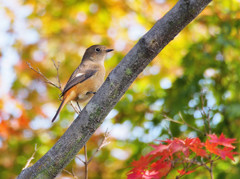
[52,99,66,122]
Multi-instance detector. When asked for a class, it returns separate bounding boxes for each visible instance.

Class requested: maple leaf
[167,139,186,155]
[208,133,236,149]
[185,138,207,157]
[149,143,168,155]
[205,139,219,155]
[157,138,189,158]
[151,160,171,177]
[128,134,238,179]
[217,147,238,161]
[206,139,237,161]
[131,155,151,170]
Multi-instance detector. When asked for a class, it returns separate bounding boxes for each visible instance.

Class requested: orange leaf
[205,139,219,155]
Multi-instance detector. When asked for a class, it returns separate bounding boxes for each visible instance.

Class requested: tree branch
[18,0,212,178]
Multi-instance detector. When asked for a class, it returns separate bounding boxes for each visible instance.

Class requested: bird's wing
[60,69,97,97]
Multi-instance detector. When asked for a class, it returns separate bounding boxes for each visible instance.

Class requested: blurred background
[0,0,240,178]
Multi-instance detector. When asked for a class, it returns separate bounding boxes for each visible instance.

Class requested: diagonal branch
[18,0,212,178]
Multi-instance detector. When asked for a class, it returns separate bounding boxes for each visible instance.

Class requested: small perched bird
[52,45,113,122]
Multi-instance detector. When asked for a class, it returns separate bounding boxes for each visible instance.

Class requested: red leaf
[149,144,168,155]
[208,133,236,149]
[206,139,238,161]
[151,160,171,171]
[185,138,207,157]
[150,161,171,178]
[131,155,151,170]
[217,147,238,161]
[128,134,238,179]
[167,139,187,156]
[127,170,143,179]
[158,138,189,158]
[177,169,195,175]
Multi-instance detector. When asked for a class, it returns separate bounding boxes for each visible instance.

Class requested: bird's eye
[95,48,101,52]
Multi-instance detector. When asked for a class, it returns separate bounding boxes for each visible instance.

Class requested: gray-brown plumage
[52,45,113,122]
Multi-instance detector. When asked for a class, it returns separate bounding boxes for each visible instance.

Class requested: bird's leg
[77,101,82,114]
[86,91,96,95]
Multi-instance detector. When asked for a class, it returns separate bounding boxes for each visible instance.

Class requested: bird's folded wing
[60,69,97,97]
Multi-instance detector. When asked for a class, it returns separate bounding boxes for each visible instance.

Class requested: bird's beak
[106,49,114,53]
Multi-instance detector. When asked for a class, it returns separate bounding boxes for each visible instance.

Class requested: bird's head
[83,45,113,64]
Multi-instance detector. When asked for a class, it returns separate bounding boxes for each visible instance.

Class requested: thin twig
[26,62,61,89]
[75,130,110,179]
[207,154,214,179]
[177,157,220,178]
[27,61,81,116]
[165,123,173,139]
[51,59,62,90]
[209,160,214,179]
[178,112,204,135]
[63,169,78,179]
[84,145,88,179]
[163,114,204,135]
[163,115,184,125]
[22,144,39,170]
[87,130,110,164]
[200,92,213,134]
[75,155,85,164]
[201,156,210,170]
[206,107,212,134]
[199,107,209,134]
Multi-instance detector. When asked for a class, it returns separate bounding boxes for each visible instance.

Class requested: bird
[52,45,113,122]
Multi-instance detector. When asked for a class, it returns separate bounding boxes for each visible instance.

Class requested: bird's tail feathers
[52,99,66,122]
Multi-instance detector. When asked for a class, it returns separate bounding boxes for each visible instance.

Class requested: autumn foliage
[127,133,237,179]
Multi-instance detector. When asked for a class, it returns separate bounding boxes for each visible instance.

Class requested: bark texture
[18,0,212,178]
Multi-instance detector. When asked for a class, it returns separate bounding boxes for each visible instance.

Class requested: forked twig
[88,130,110,164]
[84,145,88,179]
[178,112,204,135]
[163,113,204,135]
[51,59,62,90]
[76,129,110,179]
[27,61,80,114]
[26,62,60,89]
[63,169,78,179]
[22,144,39,170]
